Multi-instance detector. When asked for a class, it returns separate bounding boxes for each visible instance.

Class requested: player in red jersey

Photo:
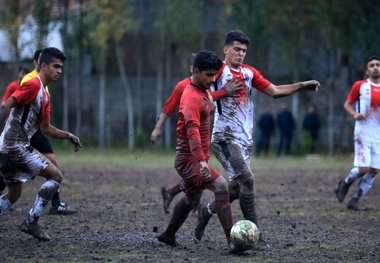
[0,47,81,241]
[157,50,239,253]
[151,54,242,214]
[335,55,380,211]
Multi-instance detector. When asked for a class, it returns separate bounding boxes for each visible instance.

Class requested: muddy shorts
[30,129,54,154]
[211,141,252,181]
[0,143,49,184]
[175,151,220,193]
[354,136,380,169]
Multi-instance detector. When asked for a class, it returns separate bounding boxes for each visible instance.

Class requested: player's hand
[301,80,320,94]
[353,112,366,121]
[223,78,243,97]
[68,134,82,152]
[200,161,211,179]
[150,129,162,145]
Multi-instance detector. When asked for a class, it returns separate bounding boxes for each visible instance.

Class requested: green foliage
[300,131,314,155]
[134,128,149,149]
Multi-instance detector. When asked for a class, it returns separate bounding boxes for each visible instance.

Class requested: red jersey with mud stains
[162,77,229,117]
[176,82,212,162]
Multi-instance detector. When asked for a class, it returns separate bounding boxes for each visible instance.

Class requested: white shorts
[211,141,252,181]
[353,138,380,169]
[0,143,49,184]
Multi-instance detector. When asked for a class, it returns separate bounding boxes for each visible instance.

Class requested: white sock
[353,172,376,199]
[27,180,60,224]
[0,196,12,215]
[344,167,359,184]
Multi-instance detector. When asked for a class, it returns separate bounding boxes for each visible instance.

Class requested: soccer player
[19,49,76,215]
[0,66,29,196]
[0,47,81,241]
[157,50,238,253]
[151,54,242,214]
[194,30,320,250]
[335,55,380,211]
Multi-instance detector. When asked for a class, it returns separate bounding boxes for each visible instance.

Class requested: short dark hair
[33,49,43,61]
[18,66,30,74]
[366,55,380,64]
[39,47,67,66]
[225,30,250,46]
[193,50,222,72]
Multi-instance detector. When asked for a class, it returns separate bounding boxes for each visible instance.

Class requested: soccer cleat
[161,187,173,214]
[157,232,177,247]
[228,242,243,254]
[335,180,351,203]
[20,220,50,241]
[194,203,213,241]
[347,198,369,211]
[49,203,77,215]
[255,236,272,251]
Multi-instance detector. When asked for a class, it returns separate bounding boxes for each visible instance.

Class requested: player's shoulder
[177,77,191,86]
[352,79,369,88]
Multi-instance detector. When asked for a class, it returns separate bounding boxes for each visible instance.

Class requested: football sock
[51,187,61,207]
[0,196,12,215]
[27,180,59,224]
[168,182,181,196]
[164,197,192,237]
[214,191,233,242]
[344,167,359,185]
[353,172,376,199]
[240,193,259,228]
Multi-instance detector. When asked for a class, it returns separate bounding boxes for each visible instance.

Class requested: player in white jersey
[0,47,81,241]
[194,30,320,251]
[335,55,380,211]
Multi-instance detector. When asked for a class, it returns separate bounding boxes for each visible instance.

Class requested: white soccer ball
[230,220,260,251]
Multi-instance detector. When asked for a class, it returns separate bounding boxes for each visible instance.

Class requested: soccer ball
[230,220,260,251]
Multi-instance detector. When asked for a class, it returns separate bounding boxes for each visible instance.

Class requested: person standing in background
[302,104,320,154]
[255,105,275,156]
[276,102,295,157]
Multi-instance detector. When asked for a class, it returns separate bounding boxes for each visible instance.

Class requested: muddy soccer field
[1,150,379,263]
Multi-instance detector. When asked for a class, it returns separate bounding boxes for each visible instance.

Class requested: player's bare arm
[151,112,169,144]
[40,121,82,151]
[344,100,365,120]
[263,80,320,99]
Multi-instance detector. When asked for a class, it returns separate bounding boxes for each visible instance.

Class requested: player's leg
[30,130,76,215]
[157,189,202,246]
[161,181,182,214]
[0,181,22,215]
[202,168,234,250]
[335,166,360,202]
[347,168,377,211]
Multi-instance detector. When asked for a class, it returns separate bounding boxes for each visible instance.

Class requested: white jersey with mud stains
[211,62,270,146]
[347,79,380,142]
[0,76,50,148]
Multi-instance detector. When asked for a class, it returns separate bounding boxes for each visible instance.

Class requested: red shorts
[175,151,220,193]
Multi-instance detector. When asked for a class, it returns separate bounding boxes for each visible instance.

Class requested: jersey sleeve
[347,81,364,103]
[43,99,51,122]
[162,78,190,116]
[12,78,40,105]
[247,65,271,92]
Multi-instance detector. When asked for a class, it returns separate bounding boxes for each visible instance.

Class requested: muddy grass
[1,154,380,263]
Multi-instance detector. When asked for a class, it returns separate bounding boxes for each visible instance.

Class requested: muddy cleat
[49,203,77,215]
[255,236,272,251]
[161,187,173,214]
[20,220,50,241]
[194,203,213,241]
[347,198,369,211]
[335,180,351,203]
[228,242,243,254]
[157,232,177,247]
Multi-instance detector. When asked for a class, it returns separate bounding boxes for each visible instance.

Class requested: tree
[82,0,138,149]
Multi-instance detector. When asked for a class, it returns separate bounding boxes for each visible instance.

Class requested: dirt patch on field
[1,161,380,262]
